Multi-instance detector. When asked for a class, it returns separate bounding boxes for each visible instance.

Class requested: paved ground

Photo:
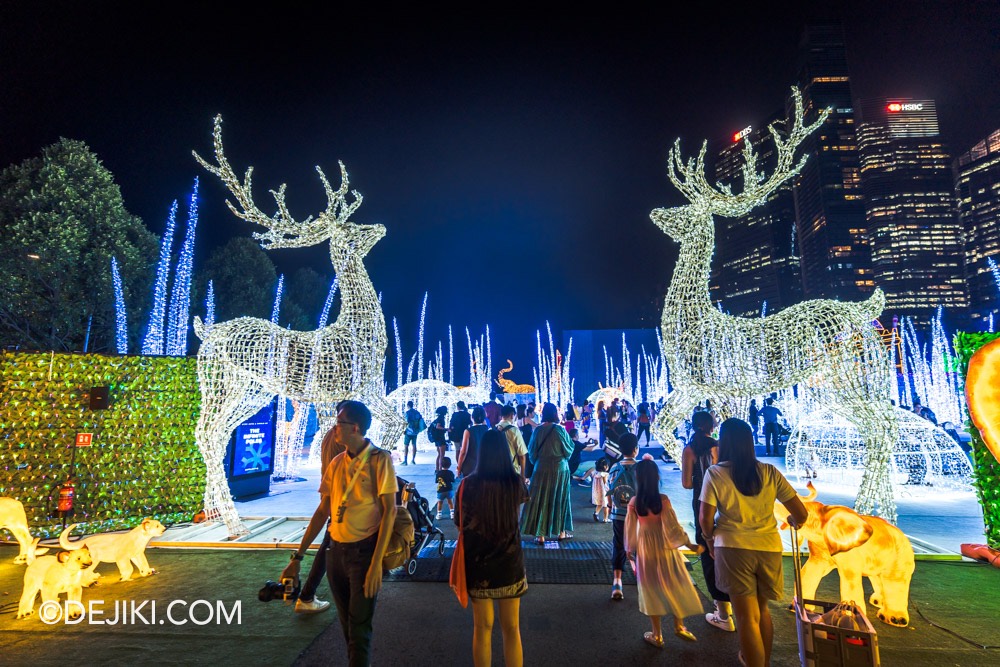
[238,437,987,554]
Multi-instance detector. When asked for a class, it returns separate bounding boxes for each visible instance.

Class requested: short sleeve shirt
[319,441,397,543]
[699,461,797,552]
[498,419,528,473]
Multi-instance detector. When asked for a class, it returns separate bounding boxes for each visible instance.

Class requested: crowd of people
[283,394,807,667]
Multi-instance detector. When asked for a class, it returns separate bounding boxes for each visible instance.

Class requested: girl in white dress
[625,459,705,648]
[589,457,611,522]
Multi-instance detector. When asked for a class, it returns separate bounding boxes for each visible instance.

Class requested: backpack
[426,420,437,443]
[609,462,637,513]
[363,449,415,572]
[382,505,415,571]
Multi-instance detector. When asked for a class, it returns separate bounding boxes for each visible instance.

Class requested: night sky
[3,2,998,383]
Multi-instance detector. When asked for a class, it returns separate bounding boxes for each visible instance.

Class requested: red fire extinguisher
[57,481,75,513]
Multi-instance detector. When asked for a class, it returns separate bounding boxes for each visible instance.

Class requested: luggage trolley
[791,525,880,667]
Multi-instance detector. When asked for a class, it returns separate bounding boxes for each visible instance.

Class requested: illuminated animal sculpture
[1,497,48,563]
[649,88,899,521]
[496,360,535,394]
[60,518,166,584]
[192,117,405,536]
[778,483,915,627]
[17,546,93,620]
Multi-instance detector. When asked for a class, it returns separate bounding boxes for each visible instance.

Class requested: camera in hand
[258,577,300,602]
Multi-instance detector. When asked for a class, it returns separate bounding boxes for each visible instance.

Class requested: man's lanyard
[335,444,372,523]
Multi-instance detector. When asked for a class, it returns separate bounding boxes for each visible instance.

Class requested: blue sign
[230,402,275,478]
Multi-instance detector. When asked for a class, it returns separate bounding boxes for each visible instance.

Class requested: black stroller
[397,477,446,575]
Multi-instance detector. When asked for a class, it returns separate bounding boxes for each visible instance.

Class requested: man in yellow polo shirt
[282,400,397,667]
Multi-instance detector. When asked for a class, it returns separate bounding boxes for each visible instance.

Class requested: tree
[284,267,333,330]
[195,237,278,324]
[0,139,157,352]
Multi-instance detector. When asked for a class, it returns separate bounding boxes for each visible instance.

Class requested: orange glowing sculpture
[778,483,915,627]
[966,337,1000,464]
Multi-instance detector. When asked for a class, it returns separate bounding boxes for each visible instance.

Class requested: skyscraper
[791,23,872,303]
[710,112,802,316]
[856,98,967,324]
[956,129,1000,327]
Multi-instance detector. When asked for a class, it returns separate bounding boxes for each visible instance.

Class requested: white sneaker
[295,597,331,614]
[449,510,454,519]
[705,611,735,632]
[435,511,443,519]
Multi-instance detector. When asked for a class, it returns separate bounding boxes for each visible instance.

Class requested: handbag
[449,480,469,608]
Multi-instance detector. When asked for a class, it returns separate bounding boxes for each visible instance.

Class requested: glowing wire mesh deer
[649,89,899,521]
[191,117,404,536]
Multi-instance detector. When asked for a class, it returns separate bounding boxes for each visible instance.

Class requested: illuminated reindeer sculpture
[192,117,404,536]
[649,89,899,521]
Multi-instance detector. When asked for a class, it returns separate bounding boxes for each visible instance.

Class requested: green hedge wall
[0,352,204,538]
[954,332,1000,550]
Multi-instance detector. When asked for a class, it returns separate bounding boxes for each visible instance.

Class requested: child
[626,459,705,648]
[606,433,639,600]
[435,457,456,519]
[585,457,611,522]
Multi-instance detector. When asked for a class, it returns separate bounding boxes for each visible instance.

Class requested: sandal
[643,631,664,648]
[738,650,748,667]
[611,583,623,600]
[674,626,697,642]
[593,512,599,522]
[558,532,573,540]
[534,536,545,545]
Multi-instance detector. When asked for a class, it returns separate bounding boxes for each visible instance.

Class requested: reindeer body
[651,90,899,522]
[191,118,404,536]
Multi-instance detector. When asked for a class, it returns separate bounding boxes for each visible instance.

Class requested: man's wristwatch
[290,552,304,562]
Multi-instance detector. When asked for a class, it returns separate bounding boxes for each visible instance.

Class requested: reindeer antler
[667,88,828,217]
[193,115,364,249]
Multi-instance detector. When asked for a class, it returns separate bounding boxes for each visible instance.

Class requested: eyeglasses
[336,420,357,428]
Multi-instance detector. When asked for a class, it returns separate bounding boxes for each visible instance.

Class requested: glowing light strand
[204,280,215,331]
[111,257,127,354]
[166,179,200,356]
[271,274,285,324]
[142,200,178,355]
[393,317,403,390]
[318,277,338,328]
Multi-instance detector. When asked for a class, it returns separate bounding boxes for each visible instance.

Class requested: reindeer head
[194,116,384,268]
[651,88,826,244]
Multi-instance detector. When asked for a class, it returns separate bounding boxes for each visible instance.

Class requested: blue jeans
[326,533,379,667]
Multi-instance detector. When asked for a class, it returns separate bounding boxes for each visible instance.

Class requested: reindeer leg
[367,394,407,452]
[650,389,699,461]
[838,397,898,523]
[195,365,272,538]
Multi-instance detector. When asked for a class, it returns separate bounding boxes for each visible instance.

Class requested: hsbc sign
[887,102,924,112]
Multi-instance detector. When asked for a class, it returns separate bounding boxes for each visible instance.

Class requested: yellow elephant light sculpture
[778,483,915,627]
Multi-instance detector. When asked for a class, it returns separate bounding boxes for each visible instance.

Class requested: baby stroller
[397,477,446,575]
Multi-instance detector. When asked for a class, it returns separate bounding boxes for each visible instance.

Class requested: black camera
[258,577,300,602]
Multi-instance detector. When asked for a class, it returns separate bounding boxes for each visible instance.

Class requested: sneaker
[435,511,443,520]
[611,583,624,600]
[705,611,735,632]
[449,509,454,519]
[295,597,331,614]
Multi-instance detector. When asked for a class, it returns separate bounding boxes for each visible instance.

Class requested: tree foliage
[0,139,157,352]
[194,242,333,334]
[196,237,278,323]
[285,267,333,330]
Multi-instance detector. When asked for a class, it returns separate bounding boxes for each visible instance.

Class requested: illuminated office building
[710,112,803,316]
[856,98,967,324]
[791,23,872,302]
[956,129,1000,326]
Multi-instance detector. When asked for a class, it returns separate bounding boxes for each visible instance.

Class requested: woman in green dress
[520,402,575,543]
